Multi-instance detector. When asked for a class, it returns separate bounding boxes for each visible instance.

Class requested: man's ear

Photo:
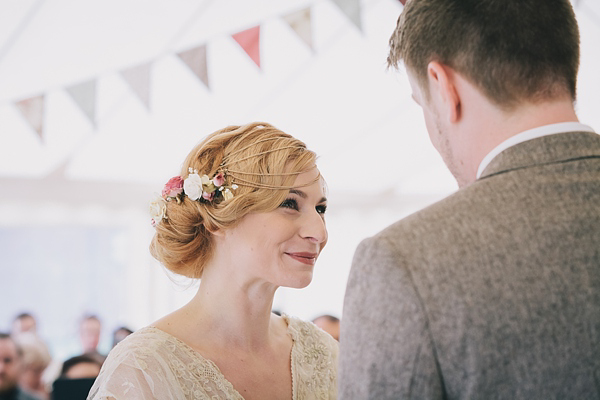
[427,61,461,123]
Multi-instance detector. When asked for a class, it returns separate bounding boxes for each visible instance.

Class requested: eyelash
[279,198,327,215]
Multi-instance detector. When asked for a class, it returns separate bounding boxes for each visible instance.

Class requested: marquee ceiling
[0,0,598,207]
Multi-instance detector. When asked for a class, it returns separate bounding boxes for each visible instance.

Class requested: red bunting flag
[232,26,261,68]
[399,0,407,5]
[15,95,45,140]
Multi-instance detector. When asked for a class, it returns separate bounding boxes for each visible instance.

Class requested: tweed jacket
[339,131,600,399]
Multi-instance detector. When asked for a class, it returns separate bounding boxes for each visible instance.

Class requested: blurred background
[1,0,599,364]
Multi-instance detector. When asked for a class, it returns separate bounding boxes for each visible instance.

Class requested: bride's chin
[282,274,313,290]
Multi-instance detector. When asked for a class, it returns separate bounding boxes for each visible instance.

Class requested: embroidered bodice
[87,315,338,399]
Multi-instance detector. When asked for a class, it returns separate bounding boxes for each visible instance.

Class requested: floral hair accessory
[150,168,238,226]
[183,168,238,202]
[162,176,184,199]
[149,196,167,227]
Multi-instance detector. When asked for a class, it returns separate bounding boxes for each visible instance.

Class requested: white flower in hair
[149,195,167,226]
[222,188,234,201]
[184,173,203,201]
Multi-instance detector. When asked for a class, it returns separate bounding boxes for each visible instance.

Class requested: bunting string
[4,0,392,138]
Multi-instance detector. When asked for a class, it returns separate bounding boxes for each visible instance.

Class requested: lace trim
[91,315,337,399]
[144,326,244,398]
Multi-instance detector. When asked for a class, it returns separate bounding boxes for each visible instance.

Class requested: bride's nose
[299,210,327,244]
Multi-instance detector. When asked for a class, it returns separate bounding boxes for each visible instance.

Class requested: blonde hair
[150,122,317,278]
[13,333,51,369]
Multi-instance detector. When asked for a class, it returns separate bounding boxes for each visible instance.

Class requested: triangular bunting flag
[45,157,70,180]
[399,0,407,4]
[232,26,261,68]
[283,8,313,51]
[66,80,96,127]
[331,0,362,32]
[177,45,209,89]
[15,95,44,140]
[121,62,152,109]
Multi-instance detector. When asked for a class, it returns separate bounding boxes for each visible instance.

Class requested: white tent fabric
[0,0,599,355]
[1,0,599,199]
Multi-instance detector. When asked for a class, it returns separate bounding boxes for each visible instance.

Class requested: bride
[88,122,337,399]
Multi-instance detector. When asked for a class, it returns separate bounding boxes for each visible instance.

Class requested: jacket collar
[479,131,600,180]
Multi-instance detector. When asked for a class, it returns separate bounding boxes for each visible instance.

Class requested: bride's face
[223,167,328,289]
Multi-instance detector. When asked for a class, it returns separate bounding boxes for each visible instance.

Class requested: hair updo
[150,122,317,279]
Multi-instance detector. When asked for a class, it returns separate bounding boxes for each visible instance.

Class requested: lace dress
[87,315,338,399]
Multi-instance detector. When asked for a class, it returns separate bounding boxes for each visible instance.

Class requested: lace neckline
[145,314,298,400]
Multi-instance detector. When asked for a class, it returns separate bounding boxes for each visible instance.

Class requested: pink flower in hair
[202,191,215,201]
[162,176,184,198]
[212,172,225,187]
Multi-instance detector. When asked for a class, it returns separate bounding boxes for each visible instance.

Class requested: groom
[340,0,600,398]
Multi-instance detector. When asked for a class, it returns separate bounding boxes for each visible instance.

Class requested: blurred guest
[110,327,132,349]
[12,334,51,400]
[11,315,36,336]
[312,315,340,341]
[50,355,101,400]
[59,356,101,380]
[77,316,104,364]
[0,333,40,400]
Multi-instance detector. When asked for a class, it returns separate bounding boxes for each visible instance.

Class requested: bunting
[66,80,97,127]
[331,0,362,32]
[283,8,313,51]
[6,2,367,131]
[15,95,44,140]
[398,0,407,5]
[177,45,210,89]
[232,26,261,68]
[121,62,152,110]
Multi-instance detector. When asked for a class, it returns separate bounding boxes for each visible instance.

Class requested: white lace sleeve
[87,327,243,400]
[87,331,187,400]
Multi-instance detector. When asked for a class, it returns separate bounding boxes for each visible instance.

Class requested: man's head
[0,333,22,394]
[79,315,101,353]
[388,0,579,109]
[312,315,340,341]
[12,313,37,335]
[388,0,580,186]
[112,327,133,348]
[60,355,102,380]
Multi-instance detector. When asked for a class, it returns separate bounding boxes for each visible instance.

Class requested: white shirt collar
[476,122,595,179]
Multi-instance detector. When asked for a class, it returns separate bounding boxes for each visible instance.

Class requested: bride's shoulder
[108,326,179,360]
[283,315,338,350]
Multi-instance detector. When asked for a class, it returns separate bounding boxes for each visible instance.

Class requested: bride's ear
[208,227,225,238]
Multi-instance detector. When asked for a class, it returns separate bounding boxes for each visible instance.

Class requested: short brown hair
[388,0,580,109]
[150,122,317,279]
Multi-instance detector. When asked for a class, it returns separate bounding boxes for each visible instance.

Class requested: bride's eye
[316,205,327,215]
[280,198,299,211]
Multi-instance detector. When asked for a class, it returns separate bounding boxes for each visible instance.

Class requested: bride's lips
[285,252,318,265]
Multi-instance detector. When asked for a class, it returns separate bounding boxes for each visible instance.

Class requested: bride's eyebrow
[289,189,327,204]
[289,189,307,199]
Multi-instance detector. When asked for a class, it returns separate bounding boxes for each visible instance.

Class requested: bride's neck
[183,264,279,351]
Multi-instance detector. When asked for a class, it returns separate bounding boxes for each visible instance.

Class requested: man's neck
[462,97,579,185]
